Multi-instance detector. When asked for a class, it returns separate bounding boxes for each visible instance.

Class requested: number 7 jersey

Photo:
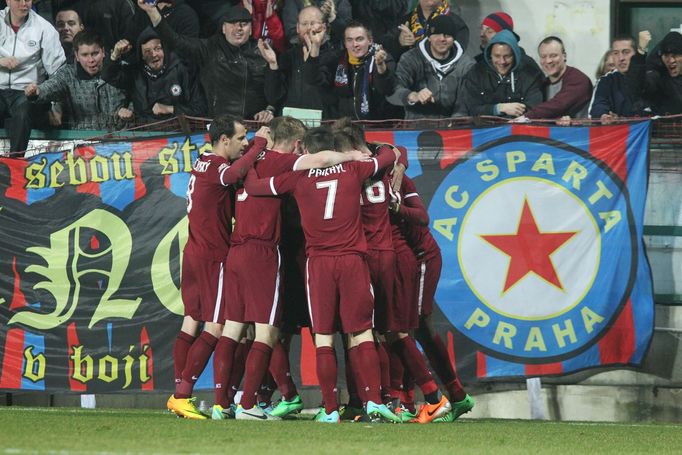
[246,148,397,257]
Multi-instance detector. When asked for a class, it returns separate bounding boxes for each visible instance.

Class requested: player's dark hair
[271,116,306,145]
[333,131,355,152]
[209,114,242,144]
[538,35,565,54]
[73,30,104,52]
[345,20,372,40]
[612,35,636,51]
[304,127,335,154]
[331,116,366,146]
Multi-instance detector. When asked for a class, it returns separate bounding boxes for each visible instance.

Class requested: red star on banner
[481,199,577,292]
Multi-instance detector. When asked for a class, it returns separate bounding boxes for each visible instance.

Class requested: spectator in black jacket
[55,7,84,64]
[103,28,205,123]
[462,29,543,118]
[645,31,682,115]
[349,0,407,59]
[137,1,276,122]
[589,35,649,123]
[303,20,398,120]
[259,6,336,117]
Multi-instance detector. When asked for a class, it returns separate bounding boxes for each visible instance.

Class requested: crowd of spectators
[1,0,681,155]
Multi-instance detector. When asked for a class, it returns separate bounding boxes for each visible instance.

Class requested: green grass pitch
[1,407,681,454]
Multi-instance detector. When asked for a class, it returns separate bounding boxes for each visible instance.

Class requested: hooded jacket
[102,28,205,123]
[644,31,682,115]
[153,17,278,119]
[0,8,65,90]
[462,30,543,117]
[388,36,475,119]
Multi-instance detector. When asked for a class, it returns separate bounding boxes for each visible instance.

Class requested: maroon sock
[421,333,466,402]
[257,371,277,405]
[269,341,298,400]
[212,336,239,407]
[349,341,382,405]
[173,332,195,387]
[388,343,404,398]
[240,342,273,410]
[377,342,392,403]
[316,346,338,414]
[394,337,439,400]
[176,331,218,398]
[401,367,416,412]
[227,340,252,404]
[344,349,363,407]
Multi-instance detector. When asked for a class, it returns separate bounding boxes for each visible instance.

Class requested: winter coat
[154,17,277,119]
[0,8,65,90]
[588,53,648,119]
[31,63,128,130]
[102,30,205,123]
[388,38,475,119]
[462,30,543,117]
[525,66,593,119]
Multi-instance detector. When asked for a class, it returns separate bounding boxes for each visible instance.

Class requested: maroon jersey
[360,171,393,251]
[246,148,396,257]
[390,179,414,256]
[231,151,304,246]
[401,176,440,259]
[185,137,267,260]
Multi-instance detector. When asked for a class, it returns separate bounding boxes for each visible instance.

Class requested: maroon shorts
[223,242,282,325]
[305,254,374,335]
[366,249,396,333]
[181,251,226,323]
[418,251,442,316]
[392,249,419,332]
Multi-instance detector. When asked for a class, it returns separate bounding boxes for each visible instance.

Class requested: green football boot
[270,395,304,418]
[433,394,474,422]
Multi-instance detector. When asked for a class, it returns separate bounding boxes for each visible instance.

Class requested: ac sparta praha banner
[367,122,654,380]
[0,124,654,393]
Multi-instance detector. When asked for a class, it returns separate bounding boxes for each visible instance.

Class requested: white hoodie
[0,8,65,90]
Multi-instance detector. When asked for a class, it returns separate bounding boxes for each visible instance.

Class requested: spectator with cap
[303,20,398,120]
[137,1,277,122]
[588,35,649,123]
[462,29,543,118]
[476,11,542,77]
[524,36,593,121]
[644,31,682,115]
[282,0,351,47]
[104,28,205,123]
[388,14,474,119]
[0,0,65,156]
[392,0,468,60]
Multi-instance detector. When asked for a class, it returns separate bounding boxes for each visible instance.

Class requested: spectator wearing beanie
[476,11,542,78]
[645,31,682,115]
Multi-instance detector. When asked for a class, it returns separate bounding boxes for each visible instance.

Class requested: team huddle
[166,114,474,423]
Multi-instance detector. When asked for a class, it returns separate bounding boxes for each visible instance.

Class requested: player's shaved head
[303,127,335,154]
[209,114,242,144]
[271,116,307,147]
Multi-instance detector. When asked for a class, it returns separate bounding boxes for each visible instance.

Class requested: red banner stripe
[140,327,154,391]
[589,125,629,182]
[10,257,27,310]
[0,329,25,389]
[439,129,472,169]
[476,351,487,378]
[511,124,551,138]
[525,362,563,376]
[365,131,396,145]
[299,328,318,386]
[67,323,87,392]
[4,159,28,203]
[598,299,636,364]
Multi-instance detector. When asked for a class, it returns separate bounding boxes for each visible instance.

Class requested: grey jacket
[388,39,475,119]
[33,63,129,130]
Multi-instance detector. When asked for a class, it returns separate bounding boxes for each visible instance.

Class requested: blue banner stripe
[21,331,45,390]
